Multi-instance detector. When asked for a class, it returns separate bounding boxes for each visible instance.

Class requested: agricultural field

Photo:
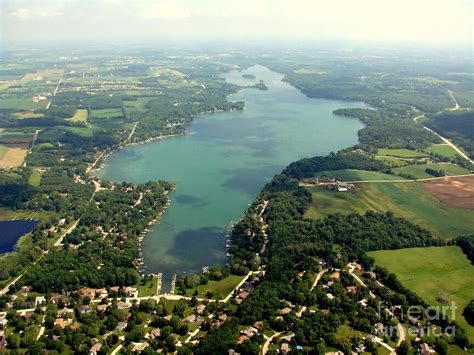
[0,146,28,168]
[376,148,428,158]
[425,144,461,159]
[13,111,45,119]
[0,97,48,110]
[65,109,88,123]
[91,108,123,119]
[184,274,245,299]
[304,181,474,238]
[422,175,474,209]
[393,163,471,179]
[368,246,474,342]
[312,169,406,182]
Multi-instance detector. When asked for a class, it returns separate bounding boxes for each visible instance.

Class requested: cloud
[11,8,63,20]
[141,0,190,20]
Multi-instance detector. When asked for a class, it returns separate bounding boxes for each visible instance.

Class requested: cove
[0,220,39,254]
[98,65,365,290]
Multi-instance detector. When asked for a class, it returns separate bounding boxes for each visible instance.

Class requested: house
[254,321,264,330]
[355,344,366,353]
[58,308,73,318]
[0,316,7,330]
[280,343,290,354]
[124,287,138,298]
[237,335,249,345]
[54,318,71,329]
[150,328,161,338]
[374,323,385,336]
[330,271,340,279]
[0,333,5,350]
[117,322,127,331]
[320,309,331,315]
[96,289,108,299]
[240,326,258,337]
[118,301,131,310]
[184,314,197,324]
[131,342,148,352]
[90,343,102,355]
[358,299,368,308]
[79,288,96,299]
[35,296,47,306]
[325,352,344,355]
[420,343,436,355]
[326,293,334,300]
[96,304,108,312]
[346,286,357,294]
[218,314,228,322]
[280,307,292,315]
[239,291,250,299]
[196,304,206,315]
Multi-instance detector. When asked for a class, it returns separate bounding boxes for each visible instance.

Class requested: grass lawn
[65,109,88,123]
[13,111,45,119]
[368,246,474,342]
[28,171,42,187]
[393,163,471,179]
[312,169,406,181]
[304,182,474,238]
[91,108,123,119]
[425,144,460,159]
[135,278,157,297]
[184,274,245,299]
[377,148,428,158]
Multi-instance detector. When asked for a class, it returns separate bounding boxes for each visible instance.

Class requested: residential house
[90,343,102,355]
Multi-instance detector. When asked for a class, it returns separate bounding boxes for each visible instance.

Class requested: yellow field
[0,69,63,90]
[66,109,88,123]
[0,146,28,168]
[13,111,45,119]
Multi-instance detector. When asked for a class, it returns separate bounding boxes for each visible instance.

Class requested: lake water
[98,65,365,290]
[0,220,39,254]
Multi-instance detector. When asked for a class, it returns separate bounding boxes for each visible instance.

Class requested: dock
[170,273,177,295]
[156,273,162,295]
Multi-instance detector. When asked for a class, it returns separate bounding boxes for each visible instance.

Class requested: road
[448,89,460,111]
[46,75,63,110]
[262,332,282,355]
[126,122,138,142]
[54,219,80,247]
[23,129,41,167]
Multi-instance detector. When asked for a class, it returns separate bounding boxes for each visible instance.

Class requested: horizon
[1,0,472,49]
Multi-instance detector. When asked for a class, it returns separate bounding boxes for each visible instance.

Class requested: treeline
[457,235,474,264]
[282,151,388,179]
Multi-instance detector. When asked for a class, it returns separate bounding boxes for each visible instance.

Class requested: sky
[1,0,472,47]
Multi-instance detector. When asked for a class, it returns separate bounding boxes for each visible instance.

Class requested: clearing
[425,144,460,159]
[184,274,245,299]
[304,182,474,238]
[376,148,428,158]
[311,169,406,182]
[65,109,88,123]
[91,108,123,119]
[393,163,471,179]
[369,246,474,342]
[422,175,474,210]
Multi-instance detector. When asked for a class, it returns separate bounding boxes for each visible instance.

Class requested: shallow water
[99,65,365,290]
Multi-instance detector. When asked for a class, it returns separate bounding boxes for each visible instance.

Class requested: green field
[312,169,406,181]
[53,125,94,137]
[304,182,474,238]
[393,163,471,179]
[184,274,245,299]
[0,97,47,110]
[0,145,6,159]
[425,144,460,159]
[28,171,42,187]
[369,246,474,342]
[377,148,428,158]
[91,108,123,119]
[65,109,88,123]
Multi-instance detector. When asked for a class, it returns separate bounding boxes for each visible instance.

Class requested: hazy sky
[1,0,472,46]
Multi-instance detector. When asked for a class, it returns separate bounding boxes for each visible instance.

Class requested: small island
[242,73,256,79]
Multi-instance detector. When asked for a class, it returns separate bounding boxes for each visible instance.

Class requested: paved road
[262,332,282,355]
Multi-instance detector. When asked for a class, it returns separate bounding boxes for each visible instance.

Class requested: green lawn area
[28,171,42,187]
[0,207,56,221]
[393,163,471,179]
[184,274,245,299]
[65,108,88,123]
[313,169,406,181]
[91,108,123,119]
[304,182,474,239]
[377,148,429,158]
[374,155,411,167]
[135,277,157,297]
[369,246,474,342]
[425,144,460,159]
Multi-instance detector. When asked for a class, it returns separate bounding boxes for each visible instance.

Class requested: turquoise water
[98,65,365,289]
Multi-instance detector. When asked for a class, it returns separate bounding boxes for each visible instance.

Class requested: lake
[98,65,365,290]
[0,220,39,254]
